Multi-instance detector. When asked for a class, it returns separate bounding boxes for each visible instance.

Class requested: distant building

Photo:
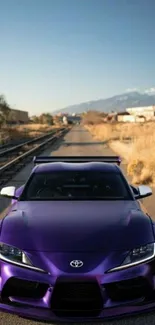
[135,116,146,123]
[117,111,146,123]
[8,109,29,124]
[117,114,136,123]
[126,106,155,121]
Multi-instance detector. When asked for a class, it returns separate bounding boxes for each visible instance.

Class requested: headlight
[0,242,47,273]
[0,243,32,264]
[108,243,155,273]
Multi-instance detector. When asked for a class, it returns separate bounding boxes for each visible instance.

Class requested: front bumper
[1,259,155,322]
[1,299,155,322]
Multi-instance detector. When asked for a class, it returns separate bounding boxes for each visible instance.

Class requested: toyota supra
[0,155,155,322]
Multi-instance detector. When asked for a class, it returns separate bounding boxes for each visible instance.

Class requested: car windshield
[20,171,132,201]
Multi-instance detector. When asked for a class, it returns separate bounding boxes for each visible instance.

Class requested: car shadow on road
[68,129,88,132]
[63,141,109,146]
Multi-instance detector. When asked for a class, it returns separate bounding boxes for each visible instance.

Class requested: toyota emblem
[70,260,83,268]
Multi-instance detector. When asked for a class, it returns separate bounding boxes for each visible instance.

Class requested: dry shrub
[85,123,119,141]
[0,126,27,142]
[85,121,155,185]
[82,111,107,125]
[0,124,59,143]
[87,121,155,142]
[16,124,57,132]
[18,124,61,137]
[127,134,155,185]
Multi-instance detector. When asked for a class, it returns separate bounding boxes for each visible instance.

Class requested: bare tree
[31,115,40,123]
[0,95,11,125]
[39,113,53,125]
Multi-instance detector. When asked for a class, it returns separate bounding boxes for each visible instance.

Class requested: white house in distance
[117,113,136,123]
[126,106,155,121]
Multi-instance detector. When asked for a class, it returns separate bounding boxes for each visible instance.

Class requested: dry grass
[16,124,60,137]
[109,141,133,161]
[86,121,155,185]
[85,123,120,141]
[16,123,58,131]
[85,121,154,141]
[82,111,107,125]
[0,123,61,144]
[0,127,26,143]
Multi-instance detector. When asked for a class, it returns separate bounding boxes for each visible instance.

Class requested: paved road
[0,125,155,325]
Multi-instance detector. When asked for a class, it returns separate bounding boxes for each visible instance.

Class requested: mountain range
[53,91,155,114]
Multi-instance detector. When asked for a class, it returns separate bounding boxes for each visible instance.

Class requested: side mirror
[0,186,17,199]
[132,185,152,199]
[137,185,152,199]
[130,185,139,196]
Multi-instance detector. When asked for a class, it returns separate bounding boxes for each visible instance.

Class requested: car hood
[1,200,154,252]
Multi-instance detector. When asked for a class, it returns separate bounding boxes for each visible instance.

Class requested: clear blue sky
[0,0,155,115]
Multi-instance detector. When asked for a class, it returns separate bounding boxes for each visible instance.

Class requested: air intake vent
[1,277,48,301]
[51,278,103,317]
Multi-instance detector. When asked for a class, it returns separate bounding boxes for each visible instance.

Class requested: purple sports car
[0,155,155,322]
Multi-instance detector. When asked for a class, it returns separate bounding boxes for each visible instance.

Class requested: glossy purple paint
[0,161,155,321]
[1,201,154,252]
[0,256,155,321]
[33,161,119,173]
[1,300,155,322]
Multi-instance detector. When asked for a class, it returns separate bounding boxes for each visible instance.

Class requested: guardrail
[0,127,69,186]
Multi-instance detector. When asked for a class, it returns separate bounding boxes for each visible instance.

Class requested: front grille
[51,278,103,317]
[104,277,152,301]
[1,277,48,301]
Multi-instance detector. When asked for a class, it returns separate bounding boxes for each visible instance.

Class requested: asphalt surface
[0,125,155,325]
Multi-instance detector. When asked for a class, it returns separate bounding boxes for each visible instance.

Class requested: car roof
[33,162,119,174]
